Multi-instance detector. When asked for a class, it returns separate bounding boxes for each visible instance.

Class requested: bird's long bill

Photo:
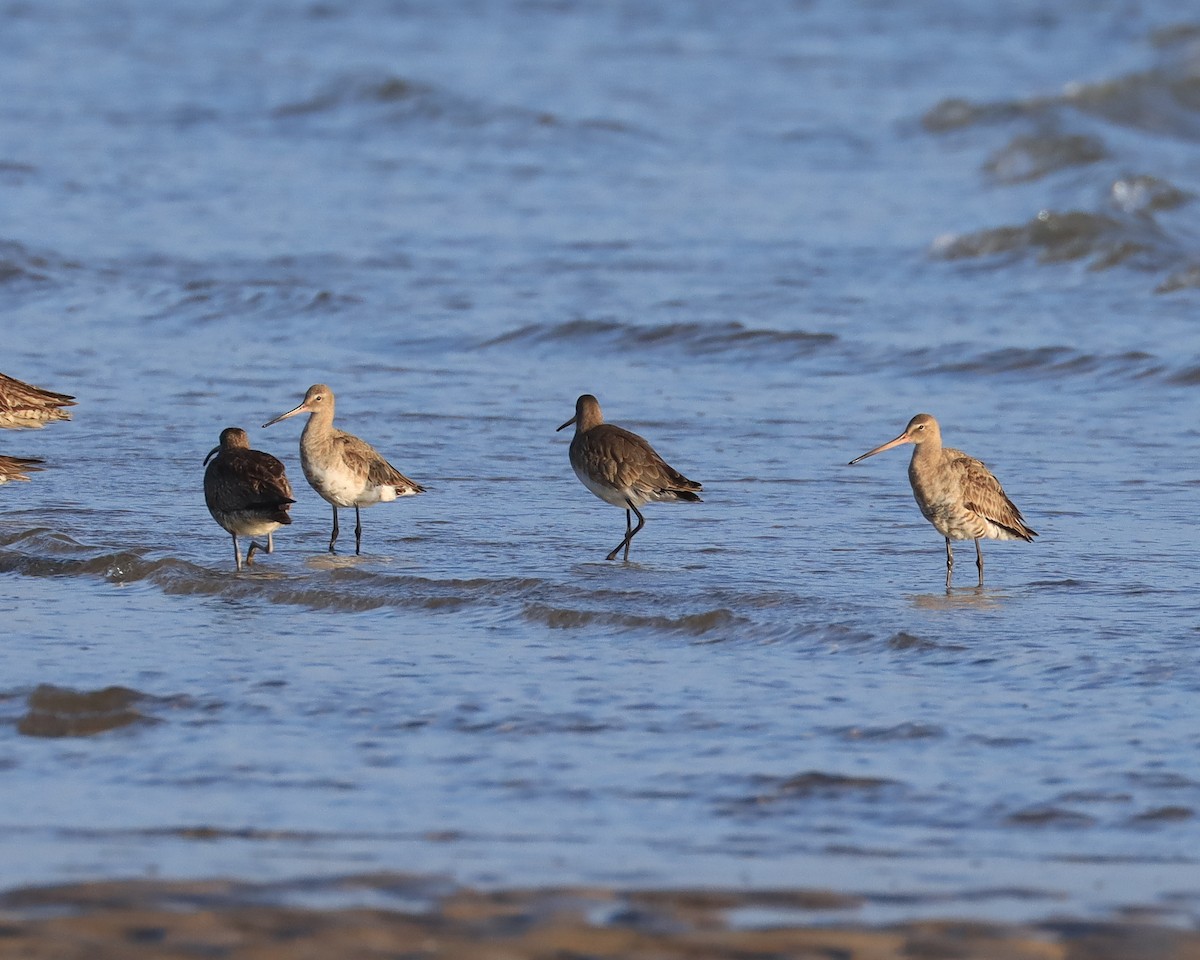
[848,432,912,465]
[203,445,221,466]
[555,415,576,432]
[262,402,307,429]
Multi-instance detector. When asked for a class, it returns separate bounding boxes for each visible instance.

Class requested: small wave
[762,771,896,795]
[1004,806,1097,828]
[924,43,1200,143]
[983,133,1106,184]
[522,602,743,637]
[452,710,615,736]
[481,319,836,361]
[721,771,899,814]
[1126,771,1198,789]
[272,74,448,120]
[148,276,364,328]
[921,96,1044,133]
[826,722,943,742]
[1129,806,1195,823]
[931,207,1181,271]
[270,71,642,142]
[0,240,68,290]
[904,342,1170,381]
[1156,264,1200,294]
[11,684,180,738]
[887,631,967,652]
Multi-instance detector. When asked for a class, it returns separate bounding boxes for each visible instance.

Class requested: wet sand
[2,875,1198,960]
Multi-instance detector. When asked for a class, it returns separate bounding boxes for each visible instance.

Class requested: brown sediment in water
[1,876,1199,959]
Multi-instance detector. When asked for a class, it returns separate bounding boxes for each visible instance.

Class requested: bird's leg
[247,535,273,565]
[626,504,645,560]
[606,510,631,561]
[606,502,646,562]
[232,535,243,572]
[945,537,953,589]
[329,505,339,553]
[975,538,984,586]
[354,506,363,556]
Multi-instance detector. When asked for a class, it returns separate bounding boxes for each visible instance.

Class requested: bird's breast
[302,456,368,507]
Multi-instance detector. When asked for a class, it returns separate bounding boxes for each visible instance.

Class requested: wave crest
[482,319,836,360]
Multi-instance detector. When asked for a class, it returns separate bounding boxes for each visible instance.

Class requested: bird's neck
[910,436,942,465]
[300,407,335,446]
[576,412,603,433]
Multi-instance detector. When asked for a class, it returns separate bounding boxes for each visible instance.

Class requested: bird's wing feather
[336,431,424,493]
[216,450,294,506]
[949,450,1036,540]
[583,425,701,495]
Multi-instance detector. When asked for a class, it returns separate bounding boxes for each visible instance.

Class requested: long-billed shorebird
[556,394,702,562]
[262,384,424,555]
[0,455,44,484]
[849,413,1037,588]
[203,427,295,571]
[0,372,75,429]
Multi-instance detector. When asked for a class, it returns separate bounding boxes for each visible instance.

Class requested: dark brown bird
[0,455,44,484]
[204,427,295,571]
[556,394,702,562]
[849,413,1037,588]
[0,372,75,429]
[262,384,424,555]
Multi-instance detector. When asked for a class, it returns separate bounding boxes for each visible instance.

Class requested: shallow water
[2,0,1200,927]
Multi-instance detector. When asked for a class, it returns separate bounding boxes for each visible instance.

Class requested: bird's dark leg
[945,537,953,589]
[247,536,272,565]
[626,504,645,560]
[607,509,632,561]
[232,535,243,572]
[975,538,984,586]
[606,502,646,562]
[329,505,339,553]
[354,506,363,556]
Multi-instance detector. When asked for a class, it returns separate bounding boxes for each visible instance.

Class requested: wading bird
[263,384,423,555]
[849,413,1036,588]
[204,427,294,571]
[557,394,702,562]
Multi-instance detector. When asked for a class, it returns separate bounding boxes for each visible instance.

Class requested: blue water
[2,0,1199,926]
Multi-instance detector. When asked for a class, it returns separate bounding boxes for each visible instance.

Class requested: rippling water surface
[3,0,1200,926]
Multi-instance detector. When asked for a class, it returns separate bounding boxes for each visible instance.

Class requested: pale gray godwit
[262,384,424,555]
[203,427,295,571]
[0,372,75,430]
[556,394,702,562]
[0,455,44,484]
[848,413,1037,588]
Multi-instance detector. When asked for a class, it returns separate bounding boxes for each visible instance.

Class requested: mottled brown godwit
[0,372,75,429]
[849,413,1036,587]
[556,394,702,562]
[204,427,295,571]
[0,455,44,484]
[262,384,424,555]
